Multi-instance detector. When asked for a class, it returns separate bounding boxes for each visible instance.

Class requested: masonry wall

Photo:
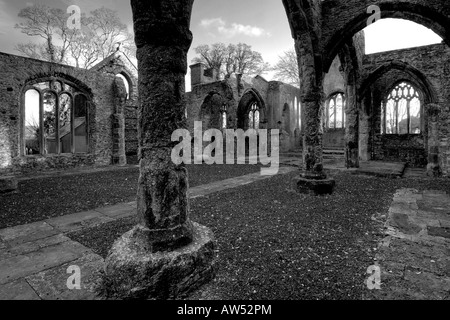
[185,71,301,152]
[322,55,347,149]
[360,43,450,173]
[0,52,119,174]
[90,52,139,163]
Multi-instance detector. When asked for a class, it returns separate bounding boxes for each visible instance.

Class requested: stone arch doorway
[199,92,225,130]
[237,89,266,130]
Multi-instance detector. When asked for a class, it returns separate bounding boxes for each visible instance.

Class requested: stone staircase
[323,148,345,160]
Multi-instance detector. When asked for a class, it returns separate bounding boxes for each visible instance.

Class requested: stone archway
[358,62,439,168]
[237,89,266,130]
[321,0,450,71]
[199,92,225,130]
[283,0,336,195]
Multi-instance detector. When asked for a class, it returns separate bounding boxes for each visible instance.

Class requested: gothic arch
[199,91,225,130]
[237,88,266,130]
[359,61,438,105]
[323,1,450,71]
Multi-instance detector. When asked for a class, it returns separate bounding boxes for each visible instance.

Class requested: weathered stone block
[101,222,216,300]
[294,175,336,196]
[0,176,18,194]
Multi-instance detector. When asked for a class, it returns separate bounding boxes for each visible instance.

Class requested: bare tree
[271,49,300,87]
[192,43,227,80]
[15,4,71,63]
[85,7,134,61]
[192,42,269,80]
[15,5,135,69]
[15,42,48,60]
[225,43,269,78]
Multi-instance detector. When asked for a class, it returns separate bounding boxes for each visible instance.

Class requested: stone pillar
[426,104,441,177]
[345,83,359,168]
[102,0,215,300]
[293,39,335,195]
[359,95,371,162]
[111,77,127,166]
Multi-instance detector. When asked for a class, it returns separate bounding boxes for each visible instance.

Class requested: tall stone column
[102,0,215,300]
[345,83,359,168]
[426,104,441,177]
[293,38,335,195]
[359,93,371,162]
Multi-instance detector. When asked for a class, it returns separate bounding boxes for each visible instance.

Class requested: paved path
[365,189,450,300]
[0,167,296,300]
[353,161,407,178]
[2,166,447,300]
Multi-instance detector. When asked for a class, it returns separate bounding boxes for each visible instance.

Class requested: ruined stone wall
[267,81,302,151]
[322,55,346,149]
[186,80,238,135]
[185,71,301,152]
[360,43,450,172]
[0,52,119,174]
[90,52,139,161]
[321,0,450,71]
[368,70,428,167]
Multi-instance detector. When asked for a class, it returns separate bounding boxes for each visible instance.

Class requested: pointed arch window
[248,102,260,130]
[382,82,422,134]
[115,73,130,100]
[326,93,345,129]
[220,104,228,129]
[24,79,89,155]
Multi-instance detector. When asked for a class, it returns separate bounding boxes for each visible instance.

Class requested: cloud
[200,17,271,38]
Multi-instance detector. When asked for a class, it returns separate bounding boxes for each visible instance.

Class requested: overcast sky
[0,0,443,89]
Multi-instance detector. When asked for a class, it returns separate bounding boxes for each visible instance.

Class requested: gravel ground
[67,172,450,300]
[0,164,261,229]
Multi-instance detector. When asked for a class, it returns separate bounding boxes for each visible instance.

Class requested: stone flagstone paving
[1,166,449,300]
[364,188,450,300]
[0,167,295,300]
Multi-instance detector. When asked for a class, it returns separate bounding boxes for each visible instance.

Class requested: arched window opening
[382,82,421,134]
[220,104,228,130]
[326,93,345,129]
[248,102,260,130]
[115,73,130,99]
[24,80,89,155]
[24,89,40,155]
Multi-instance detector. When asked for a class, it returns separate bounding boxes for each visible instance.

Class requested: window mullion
[394,100,398,134]
[71,95,75,154]
[406,99,411,134]
[334,98,337,129]
[56,94,60,154]
[39,91,44,155]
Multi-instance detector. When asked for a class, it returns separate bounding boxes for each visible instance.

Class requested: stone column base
[294,175,336,196]
[100,222,215,300]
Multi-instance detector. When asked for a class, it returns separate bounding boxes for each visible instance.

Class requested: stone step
[323,149,345,155]
[279,152,302,158]
[352,161,407,178]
